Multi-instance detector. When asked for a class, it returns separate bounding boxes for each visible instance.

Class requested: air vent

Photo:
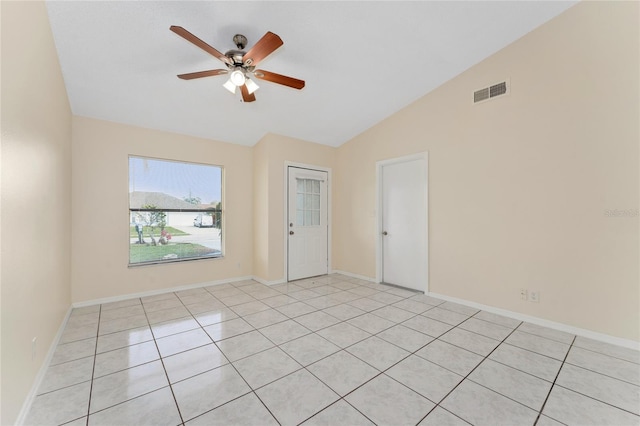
[490,81,507,97]
[474,88,490,103]
[474,79,510,104]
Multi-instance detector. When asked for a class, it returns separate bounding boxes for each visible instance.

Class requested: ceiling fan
[170,26,305,102]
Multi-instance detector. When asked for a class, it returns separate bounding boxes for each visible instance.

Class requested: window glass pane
[305,180,313,193]
[297,179,304,193]
[304,193,312,209]
[313,180,320,194]
[296,210,304,226]
[312,210,320,226]
[312,194,320,210]
[129,156,222,265]
[305,210,312,225]
[296,194,304,210]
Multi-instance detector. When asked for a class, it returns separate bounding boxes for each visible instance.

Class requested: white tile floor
[25,274,640,426]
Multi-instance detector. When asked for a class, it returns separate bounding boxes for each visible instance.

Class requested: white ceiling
[46,1,576,147]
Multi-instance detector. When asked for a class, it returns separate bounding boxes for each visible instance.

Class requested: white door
[288,167,328,281]
[379,154,428,292]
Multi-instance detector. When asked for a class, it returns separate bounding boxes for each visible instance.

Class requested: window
[296,178,321,226]
[129,156,223,266]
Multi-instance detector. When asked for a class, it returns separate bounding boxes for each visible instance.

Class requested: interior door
[380,156,428,291]
[288,167,328,281]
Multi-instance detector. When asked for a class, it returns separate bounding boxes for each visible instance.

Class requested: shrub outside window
[129,156,223,266]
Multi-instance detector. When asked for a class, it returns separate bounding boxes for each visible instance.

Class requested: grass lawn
[130,226,189,238]
[129,242,219,264]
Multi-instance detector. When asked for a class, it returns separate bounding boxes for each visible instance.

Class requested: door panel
[381,156,428,291]
[288,167,328,281]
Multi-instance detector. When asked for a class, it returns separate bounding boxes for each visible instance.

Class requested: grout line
[29,379,93,398]
[550,383,640,418]
[184,389,281,426]
[299,308,460,423]
[340,398,380,425]
[202,286,284,425]
[297,397,377,426]
[248,285,462,423]
[413,315,522,425]
[217,348,284,425]
[514,327,575,346]
[84,304,102,425]
[163,285,283,424]
[559,360,640,388]
[426,405,473,425]
[534,338,640,421]
[534,335,576,425]
[190,278,426,422]
[250,387,285,425]
[83,385,175,418]
[568,343,640,366]
[485,351,558,384]
[141,294,186,425]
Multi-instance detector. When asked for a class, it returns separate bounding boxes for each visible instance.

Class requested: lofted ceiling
[45,1,576,147]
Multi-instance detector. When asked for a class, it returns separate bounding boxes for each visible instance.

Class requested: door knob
[290,231,295,235]
[382,231,388,236]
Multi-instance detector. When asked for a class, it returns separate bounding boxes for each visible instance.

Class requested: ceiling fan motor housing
[225,49,246,66]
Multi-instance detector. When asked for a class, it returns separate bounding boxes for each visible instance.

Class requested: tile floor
[25,274,640,426]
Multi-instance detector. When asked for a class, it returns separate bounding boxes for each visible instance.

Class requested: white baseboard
[429,291,640,351]
[252,276,287,286]
[252,271,375,286]
[331,269,376,283]
[15,306,73,426]
[72,276,254,308]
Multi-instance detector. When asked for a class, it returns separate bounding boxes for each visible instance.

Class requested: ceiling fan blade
[242,32,283,67]
[254,70,305,90]
[177,69,228,80]
[170,26,231,65]
[240,84,256,102]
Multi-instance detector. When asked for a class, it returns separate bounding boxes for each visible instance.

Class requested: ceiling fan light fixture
[171,27,304,103]
[229,69,246,86]
[223,78,237,94]
[245,78,259,95]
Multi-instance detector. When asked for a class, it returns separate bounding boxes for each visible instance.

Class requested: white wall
[1,2,73,423]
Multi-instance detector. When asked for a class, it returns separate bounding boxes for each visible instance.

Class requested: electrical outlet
[32,337,37,360]
[520,288,528,301]
[530,291,540,303]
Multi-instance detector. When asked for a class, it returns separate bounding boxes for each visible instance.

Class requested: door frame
[375,152,429,290]
[284,161,332,282]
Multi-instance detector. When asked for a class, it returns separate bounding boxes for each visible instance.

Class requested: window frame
[295,177,322,227]
[128,155,224,267]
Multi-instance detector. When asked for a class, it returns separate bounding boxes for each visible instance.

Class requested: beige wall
[252,134,336,282]
[72,120,336,297]
[335,1,639,341]
[252,137,270,280]
[0,1,73,424]
[71,117,253,302]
